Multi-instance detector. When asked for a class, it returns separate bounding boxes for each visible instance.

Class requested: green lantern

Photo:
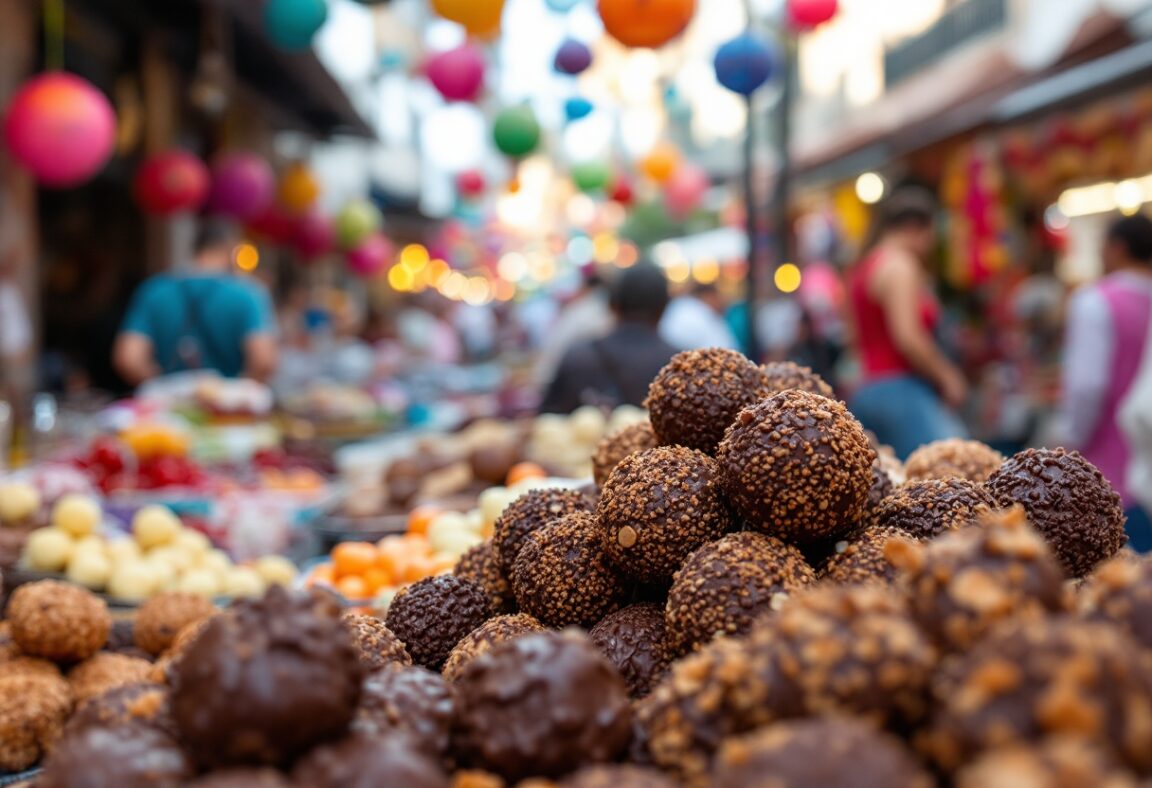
[571,161,611,194]
[335,199,383,250]
[493,106,541,158]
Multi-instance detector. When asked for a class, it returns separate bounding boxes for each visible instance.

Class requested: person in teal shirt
[114,220,278,385]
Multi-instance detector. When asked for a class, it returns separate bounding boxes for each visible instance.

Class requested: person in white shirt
[659,283,739,351]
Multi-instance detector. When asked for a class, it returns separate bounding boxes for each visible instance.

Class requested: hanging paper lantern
[247,204,298,245]
[335,199,383,249]
[133,150,210,216]
[208,153,275,220]
[346,232,394,278]
[3,72,117,187]
[609,176,635,206]
[278,162,321,214]
[264,0,329,51]
[546,0,581,10]
[293,210,336,260]
[456,169,487,198]
[664,163,710,219]
[714,33,778,96]
[493,106,541,158]
[639,143,680,184]
[426,43,486,103]
[571,161,611,194]
[430,0,505,37]
[564,97,595,122]
[554,39,593,75]
[787,0,838,30]
[598,0,696,49]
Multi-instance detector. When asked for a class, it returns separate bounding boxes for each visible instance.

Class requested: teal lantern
[571,161,611,194]
[493,106,541,158]
[264,0,329,51]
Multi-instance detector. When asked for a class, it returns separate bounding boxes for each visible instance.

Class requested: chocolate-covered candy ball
[873,477,996,540]
[647,348,772,455]
[293,733,450,788]
[64,682,175,739]
[39,722,194,788]
[906,438,1005,483]
[342,612,413,670]
[819,526,910,586]
[511,512,629,629]
[1082,557,1152,650]
[386,575,492,671]
[354,665,455,760]
[955,739,1138,788]
[867,458,896,511]
[666,531,814,654]
[455,540,516,614]
[134,592,216,657]
[559,764,678,788]
[713,717,933,788]
[592,422,658,489]
[171,586,363,769]
[8,579,111,662]
[986,447,1126,577]
[104,616,137,654]
[597,446,734,583]
[452,631,632,782]
[443,613,545,682]
[0,672,72,772]
[761,361,836,399]
[493,488,593,573]
[68,651,153,705]
[186,769,291,788]
[589,603,671,698]
[718,391,875,544]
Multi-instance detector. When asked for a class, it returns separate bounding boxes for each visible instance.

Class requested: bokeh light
[233,243,260,272]
[774,263,803,293]
[855,172,885,204]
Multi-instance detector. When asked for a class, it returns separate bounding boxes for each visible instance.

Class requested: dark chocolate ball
[713,717,933,788]
[589,603,672,698]
[63,681,176,739]
[510,512,629,629]
[170,587,363,769]
[353,665,455,761]
[819,526,910,586]
[986,447,1126,577]
[872,478,997,540]
[718,390,876,544]
[452,631,632,782]
[454,540,516,615]
[385,575,492,671]
[442,613,545,682]
[293,733,450,788]
[492,488,593,573]
[761,361,836,399]
[597,446,735,583]
[342,612,413,671]
[955,739,1138,788]
[185,769,291,788]
[867,458,896,512]
[646,348,772,455]
[592,422,659,489]
[905,438,1005,484]
[39,723,194,788]
[559,764,678,788]
[1082,556,1152,651]
[665,531,815,654]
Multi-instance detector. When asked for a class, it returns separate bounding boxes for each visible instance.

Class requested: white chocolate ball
[199,549,232,575]
[52,494,101,538]
[427,513,471,554]
[434,530,483,560]
[224,567,266,599]
[132,505,181,549]
[176,568,220,598]
[478,487,518,529]
[173,530,211,557]
[66,550,112,590]
[569,405,607,445]
[72,536,108,556]
[149,545,195,574]
[24,528,74,572]
[108,560,158,602]
[144,556,177,592]
[254,555,297,586]
[106,539,142,565]
[0,482,41,523]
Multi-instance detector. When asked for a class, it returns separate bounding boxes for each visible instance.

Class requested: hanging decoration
[571,161,612,194]
[247,204,298,245]
[554,39,593,76]
[207,153,275,220]
[346,232,394,278]
[546,0,581,11]
[714,33,778,96]
[639,143,680,184]
[664,163,710,219]
[598,0,696,49]
[456,169,487,199]
[426,43,487,103]
[493,106,542,158]
[430,0,505,37]
[609,176,635,206]
[278,162,321,214]
[264,0,329,51]
[335,199,384,250]
[787,0,838,30]
[3,73,117,187]
[293,210,336,260]
[564,97,595,122]
[133,150,211,216]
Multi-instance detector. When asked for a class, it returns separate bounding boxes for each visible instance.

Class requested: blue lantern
[546,0,582,11]
[564,97,594,122]
[713,33,777,96]
[264,0,329,51]
[554,39,593,75]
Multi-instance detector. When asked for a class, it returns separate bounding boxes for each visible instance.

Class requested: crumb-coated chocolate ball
[955,738,1138,788]
[185,769,292,788]
[8,579,111,663]
[987,447,1126,578]
[718,391,876,545]
[511,512,629,629]
[647,348,772,455]
[0,621,18,662]
[906,439,1005,484]
[4,654,62,680]
[0,672,72,772]
[493,488,593,573]
[589,603,671,698]
[1082,557,1152,651]
[455,540,516,614]
[386,575,492,671]
[873,477,997,540]
[64,682,175,738]
[68,651,153,705]
[150,618,211,685]
[171,586,363,769]
[761,361,836,399]
[559,764,677,788]
[442,613,545,682]
[294,733,450,788]
[819,526,910,585]
[342,612,413,670]
[665,532,815,654]
[134,592,216,657]
[104,616,137,654]
[597,446,734,583]
[867,458,896,511]
[713,717,933,788]
[452,631,632,781]
[354,665,456,760]
[592,422,659,489]
[39,722,194,788]
[889,508,1067,653]
[923,616,1152,774]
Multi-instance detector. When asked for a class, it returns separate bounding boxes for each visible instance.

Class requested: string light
[775,263,802,294]
[233,243,259,272]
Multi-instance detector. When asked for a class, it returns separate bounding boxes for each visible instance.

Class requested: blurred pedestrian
[535,267,613,385]
[846,187,967,458]
[0,239,34,412]
[660,282,739,351]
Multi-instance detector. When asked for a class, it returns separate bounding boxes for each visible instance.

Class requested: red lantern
[456,169,487,198]
[133,150,211,216]
[246,204,298,245]
[787,0,838,30]
[609,177,635,206]
[293,210,335,260]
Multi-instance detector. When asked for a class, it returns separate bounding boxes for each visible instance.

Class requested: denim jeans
[1127,506,1152,554]
[850,375,967,460]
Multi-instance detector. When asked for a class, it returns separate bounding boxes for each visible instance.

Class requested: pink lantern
[208,153,275,220]
[346,232,394,277]
[293,211,336,260]
[425,43,486,103]
[133,150,211,216]
[664,164,710,219]
[787,0,838,29]
[456,169,486,198]
[3,72,117,187]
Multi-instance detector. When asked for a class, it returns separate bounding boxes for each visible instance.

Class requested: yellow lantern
[278,163,320,214]
[429,0,505,37]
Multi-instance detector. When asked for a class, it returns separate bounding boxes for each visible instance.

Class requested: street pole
[743,91,760,363]
[771,36,796,289]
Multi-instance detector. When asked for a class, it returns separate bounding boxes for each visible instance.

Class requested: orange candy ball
[332,542,377,577]
[598,0,696,49]
[506,462,548,487]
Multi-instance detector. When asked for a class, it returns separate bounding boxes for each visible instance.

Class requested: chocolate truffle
[717,391,875,544]
[68,651,153,705]
[354,665,456,760]
[455,540,516,614]
[819,526,910,586]
[0,672,72,772]
[665,531,815,654]
[0,620,17,662]
[386,575,492,671]
[452,631,632,781]
[442,613,545,682]
[923,616,1152,774]
[873,477,997,540]
[39,723,195,788]
[134,592,216,657]
[3,654,63,680]
[889,507,1067,653]
[171,586,363,769]
[713,717,933,788]
[592,422,659,488]
[64,682,175,738]
[905,438,1005,484]
[150,617,211,685]
[597,446,734,583]
[955,739,1138,788]
[342,612,413,670]
[986,447,1126,577]
[492,488,593,573]
[8,579,111,662]
[294,733,450,788]
[867,458,896,511]
[1082,556,1152,650]
[589,603,671,698]
[185,769,292,788]
[104,616,137,654]
[510,512,629,629]
[761,361,836,399]
[559,764,677,788]
[646,348,772,455]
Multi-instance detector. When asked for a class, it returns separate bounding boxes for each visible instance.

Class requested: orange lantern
[430,0,505,37]
[598,0,696,49]
[640,143,680,184]
[278,162,320,214]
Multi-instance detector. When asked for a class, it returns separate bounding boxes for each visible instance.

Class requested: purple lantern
[346,232,395,277]
[554,39,593,75]
[293,210,336,261]
[208,153,275,220]
[426,43,486,103]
